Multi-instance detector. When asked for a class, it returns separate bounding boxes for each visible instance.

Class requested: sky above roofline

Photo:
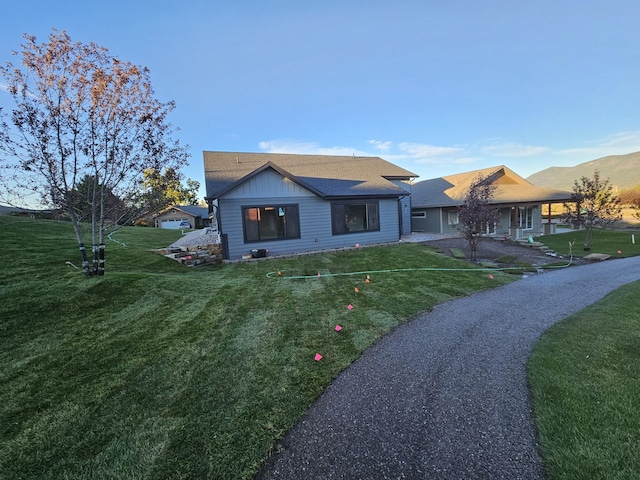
[2,1,640,205]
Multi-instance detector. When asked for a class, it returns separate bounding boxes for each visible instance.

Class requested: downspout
[398,198,403,239]
[398,194,410,238]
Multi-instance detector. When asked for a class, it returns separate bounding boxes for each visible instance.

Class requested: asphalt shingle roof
[411,165,573,208]
[158,205,209,217]
[203,151,418,199]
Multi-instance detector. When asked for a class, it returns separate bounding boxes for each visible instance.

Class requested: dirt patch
[420,236,585,269]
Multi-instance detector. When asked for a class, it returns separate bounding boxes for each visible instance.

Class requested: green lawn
[535,228,640,258]
[3,217,638,479]
[528,281,640,480]
[0,216,511,479]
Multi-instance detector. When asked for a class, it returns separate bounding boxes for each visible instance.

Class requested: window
[242,205,300,242]
[331,201,379,234]
[447,210,459,225]
[518,206,533,229]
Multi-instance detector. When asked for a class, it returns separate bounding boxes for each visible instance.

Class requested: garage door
[161,219,189,229]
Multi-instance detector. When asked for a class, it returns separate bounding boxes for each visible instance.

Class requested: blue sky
[2,1,639,200]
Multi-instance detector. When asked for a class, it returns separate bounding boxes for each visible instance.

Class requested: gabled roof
[157,205,208,218]
[411,165,573,208]
[203,151,418,199]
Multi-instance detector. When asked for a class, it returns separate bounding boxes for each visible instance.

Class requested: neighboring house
[411,166,572,238]
[203,151,417,260]
[154,205,210,229]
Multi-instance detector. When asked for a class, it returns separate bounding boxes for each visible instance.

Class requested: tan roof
[203,151,418,199]
[412,165,573,207]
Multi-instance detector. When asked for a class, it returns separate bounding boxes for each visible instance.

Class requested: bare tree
[458,174,499,261]
[563,170,622,250]
[0,30,189,276]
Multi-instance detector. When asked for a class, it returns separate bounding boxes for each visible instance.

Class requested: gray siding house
[411,166,572,238]
[203,151,417,260]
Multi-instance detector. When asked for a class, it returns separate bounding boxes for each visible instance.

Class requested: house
[154,205,211,229]
[410,166,572,238]
[203,151,417,260]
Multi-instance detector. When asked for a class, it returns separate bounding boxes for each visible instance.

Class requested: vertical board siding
[223,169,316,199]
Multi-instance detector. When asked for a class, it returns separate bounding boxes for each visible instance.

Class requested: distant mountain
[526,151,640,191]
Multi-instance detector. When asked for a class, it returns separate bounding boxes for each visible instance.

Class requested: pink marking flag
[317,272,321,277]
[335,325,342,331]
[489,274,494,279]
[347,304,354,310]
[315,353,323,361]
[618,249,622,254]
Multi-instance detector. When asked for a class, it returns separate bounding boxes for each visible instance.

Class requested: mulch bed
[420,236,587,268]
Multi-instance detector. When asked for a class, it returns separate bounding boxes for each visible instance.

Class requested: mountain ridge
[526,151,640,190]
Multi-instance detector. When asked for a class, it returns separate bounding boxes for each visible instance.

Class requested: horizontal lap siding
[390,179,412,235]
[220,197,401,260]
[411,208,442,233]
[440,209,459,235]
[497,208,511,235]
[219,170,401,259]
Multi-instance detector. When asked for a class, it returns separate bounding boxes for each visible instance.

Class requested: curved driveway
[258,256,640,479]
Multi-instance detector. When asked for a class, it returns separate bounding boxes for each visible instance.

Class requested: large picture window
[243,205,300,242]
[331,201,380,234]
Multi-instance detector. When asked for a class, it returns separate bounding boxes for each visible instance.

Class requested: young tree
[139,166,200,212]
[618,183,640,221]
[617,183,640,206]
[563,170,622,250]
[0,30,189,276]
[458,174,499,261]
[70,174,129,224]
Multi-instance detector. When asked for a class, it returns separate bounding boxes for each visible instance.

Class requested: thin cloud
[557,130,640,158]
[398,142,464,159]
[480,142,549,157]
[258,140,371,157]
[368,139,392,151]
[259,139,478,173]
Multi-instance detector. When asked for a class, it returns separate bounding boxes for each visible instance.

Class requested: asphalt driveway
[257,256,640,479]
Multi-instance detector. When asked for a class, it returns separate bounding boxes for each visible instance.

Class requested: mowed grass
[535,229,640,258]
[528,281,640,480]
[0,216,512,479]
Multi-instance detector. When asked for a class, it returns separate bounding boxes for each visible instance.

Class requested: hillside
[527,151,640,190]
